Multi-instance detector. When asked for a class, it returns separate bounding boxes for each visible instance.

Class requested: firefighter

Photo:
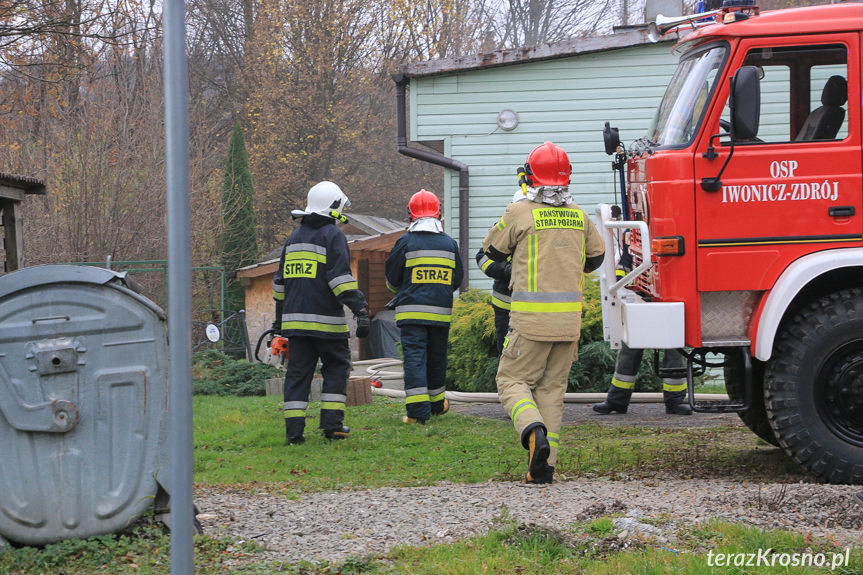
[592,345,693,415]
[482,142,605,484]
[385,189,463,424]
[273,181,370,445]
[593,227,692,415]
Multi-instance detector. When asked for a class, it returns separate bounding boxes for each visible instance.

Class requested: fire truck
[600,1,863,484]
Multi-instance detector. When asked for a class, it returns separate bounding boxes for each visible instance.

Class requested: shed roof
[399,28,669,79]
[0,172,46,201]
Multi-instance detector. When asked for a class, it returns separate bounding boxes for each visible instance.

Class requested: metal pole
[163,0,194,573]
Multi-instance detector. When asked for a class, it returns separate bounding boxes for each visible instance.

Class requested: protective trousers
[400,324,449,421]
[283,336,351,438]
[606,344,687,408]
[495,328,577,466]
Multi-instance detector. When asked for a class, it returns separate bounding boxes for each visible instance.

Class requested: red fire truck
[600,1,863,484]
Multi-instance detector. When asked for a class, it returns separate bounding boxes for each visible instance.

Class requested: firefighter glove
[502,261,512,282]
[355,308,371,339]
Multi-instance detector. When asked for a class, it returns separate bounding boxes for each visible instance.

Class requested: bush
[192,350,280,396]
[446,289,498,392]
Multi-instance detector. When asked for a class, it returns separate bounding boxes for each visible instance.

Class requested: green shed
[394,30,678,289]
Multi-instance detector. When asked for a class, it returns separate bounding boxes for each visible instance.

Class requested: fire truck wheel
[765,289,863,485]
[723,352,778,446]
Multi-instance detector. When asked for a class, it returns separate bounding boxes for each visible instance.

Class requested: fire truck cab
[600,1,863,483]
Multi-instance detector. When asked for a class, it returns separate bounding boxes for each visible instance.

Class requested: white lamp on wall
[497,109,519,131]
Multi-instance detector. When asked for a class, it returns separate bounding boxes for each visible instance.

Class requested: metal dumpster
[0,265,170,545]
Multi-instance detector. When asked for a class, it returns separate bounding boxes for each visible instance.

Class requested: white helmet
[291,181,351,219]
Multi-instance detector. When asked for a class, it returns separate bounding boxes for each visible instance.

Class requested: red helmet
[523,142,571,187]
[408,189,440,220]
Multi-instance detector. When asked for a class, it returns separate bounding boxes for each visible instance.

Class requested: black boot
[521,423,550,483]
[324,425,351,439]
[593,385,632,414]
[525,463,555,485]
[663,390,693,415]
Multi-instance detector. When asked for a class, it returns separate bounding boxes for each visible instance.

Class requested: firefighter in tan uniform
[481,142,605,484]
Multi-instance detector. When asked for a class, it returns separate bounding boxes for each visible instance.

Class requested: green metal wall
[409,42,680,288]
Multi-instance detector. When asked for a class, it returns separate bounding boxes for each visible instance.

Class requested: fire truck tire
[723,353,778,446]
[764,289,863,485]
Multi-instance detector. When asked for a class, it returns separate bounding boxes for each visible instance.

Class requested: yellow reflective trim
[284,410,306,418]
[321,401,345,410]
[281,321,349,333]
[612,377,635,390]
[406,256,456,268]
[406,394,430,404]
[429,391,445,402]
[395,312,452,322]
[273,291,285,301]
[512,403,538,424]
[531,207,585,231]
[386,280,399,293]
[332,281,359,296]
[510,301,582,313]
[663,382,687,393]
[491,296,510,310]
[285,251,326,263]
[480,259,493,272]
[510,398,536,421]
[496,217,506,231]
[283,259,317,278]
[528,235,538,292]
[411,267,452,284]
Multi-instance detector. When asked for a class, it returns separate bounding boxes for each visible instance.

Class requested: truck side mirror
[603,121,620,155]
[701,66,762,192]
[731,66,760,140]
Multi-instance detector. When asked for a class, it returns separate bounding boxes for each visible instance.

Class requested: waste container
[0,265,170,545]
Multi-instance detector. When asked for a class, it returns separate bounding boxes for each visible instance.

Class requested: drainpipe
[393,73,469,291]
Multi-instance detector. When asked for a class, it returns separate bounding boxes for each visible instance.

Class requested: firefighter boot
[664,390,693,415]
[592,385,632,414]
[402,415,427,425]
[285,419,305,445]
[324,425,351,439]
[431,398,450,416]
[522,423,551,484]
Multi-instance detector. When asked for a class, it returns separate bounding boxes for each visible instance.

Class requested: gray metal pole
[163,0,194,573]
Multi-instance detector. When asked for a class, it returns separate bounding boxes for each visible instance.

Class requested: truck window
[720,44,847,144]
[647,43,726,147]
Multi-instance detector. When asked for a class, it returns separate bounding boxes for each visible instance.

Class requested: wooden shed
[0,173,46,274]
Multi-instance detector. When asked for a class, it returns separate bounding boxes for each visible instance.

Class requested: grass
[0,395,835,574]
[194,396,806,490]
[4,515,860,574]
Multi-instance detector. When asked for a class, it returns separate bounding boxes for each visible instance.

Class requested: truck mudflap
[596,203,684,349]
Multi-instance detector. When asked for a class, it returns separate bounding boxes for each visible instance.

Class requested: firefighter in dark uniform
[482,142,605,484]
[475,248,511,356]
[475,192,527,355]
[273,181,370,445]
[385,189,463,424]
[593,226,692,415]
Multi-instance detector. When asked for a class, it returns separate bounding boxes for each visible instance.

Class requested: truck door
[694,35,861,292]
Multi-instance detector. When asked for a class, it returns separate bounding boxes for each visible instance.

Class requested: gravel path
[195,478,863,564]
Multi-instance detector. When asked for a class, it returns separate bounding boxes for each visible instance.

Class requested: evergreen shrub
[192,349,280,396]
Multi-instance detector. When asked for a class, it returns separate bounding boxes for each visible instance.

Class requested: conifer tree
[220,121,259,315]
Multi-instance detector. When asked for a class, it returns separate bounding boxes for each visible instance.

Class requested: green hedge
[192,350,280,396]
[445,276,662,394]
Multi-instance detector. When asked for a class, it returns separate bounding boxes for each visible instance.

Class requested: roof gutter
[393,73,469,291]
